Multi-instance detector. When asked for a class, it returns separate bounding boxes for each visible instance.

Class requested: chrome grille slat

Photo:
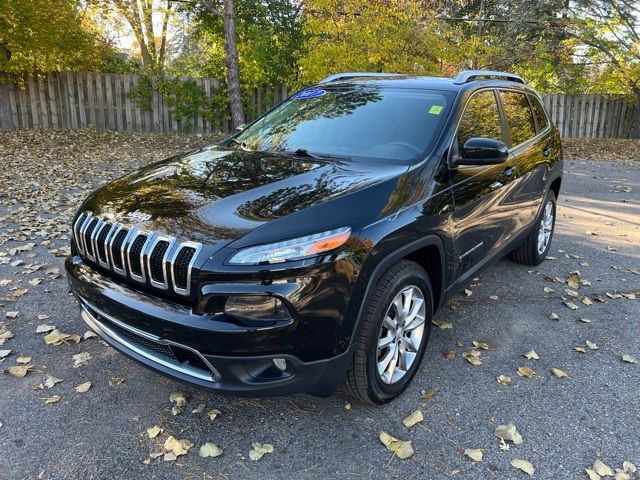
[73,211,201,296]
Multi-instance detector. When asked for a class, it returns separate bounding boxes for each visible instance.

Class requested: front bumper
[66,256,354,396]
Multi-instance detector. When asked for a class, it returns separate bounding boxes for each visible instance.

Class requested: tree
[0,0,107,77]
[566,0,640,94]
[198,0,245,128]
[108,0,174,72]
[299,0,456,85]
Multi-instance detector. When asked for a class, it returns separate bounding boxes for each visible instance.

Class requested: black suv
[66,70,562,404]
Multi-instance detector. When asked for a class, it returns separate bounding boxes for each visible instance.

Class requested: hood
[81,147,407,244]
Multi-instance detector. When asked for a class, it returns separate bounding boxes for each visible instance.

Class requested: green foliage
[127,75,227,132]
[0,0,112,78]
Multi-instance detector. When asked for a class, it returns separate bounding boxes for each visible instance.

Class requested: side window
[456,90,503,152]
[529,95,549,131]
[499,91,536,146]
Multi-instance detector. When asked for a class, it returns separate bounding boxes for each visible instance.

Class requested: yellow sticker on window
[429,105,443,115]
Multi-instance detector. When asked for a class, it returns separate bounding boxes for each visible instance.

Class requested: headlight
[228,227,351,265]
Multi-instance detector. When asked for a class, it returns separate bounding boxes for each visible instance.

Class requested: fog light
[272,358,287,371]
[224,295,291,321]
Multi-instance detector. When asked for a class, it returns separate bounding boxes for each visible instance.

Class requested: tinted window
[500,91,536,146]
[529,95,549,131]
[456,90,503,151]
[236,87,455,163]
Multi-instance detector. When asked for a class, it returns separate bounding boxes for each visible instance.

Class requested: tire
[510,190,556,266]
[343,260,433,404]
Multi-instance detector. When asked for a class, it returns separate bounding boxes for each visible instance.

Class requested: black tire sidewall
[364,267,433,403]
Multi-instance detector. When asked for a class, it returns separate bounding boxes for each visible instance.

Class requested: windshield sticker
[292,88,327,99]
[429,105,443,115]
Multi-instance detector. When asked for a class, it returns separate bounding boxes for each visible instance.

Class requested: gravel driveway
[0,131,638,480]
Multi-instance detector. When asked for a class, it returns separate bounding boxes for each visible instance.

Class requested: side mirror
[454,137,509,166]
[235,124,246,132]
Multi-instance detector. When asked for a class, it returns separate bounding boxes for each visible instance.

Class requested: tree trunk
[222,0,245,129]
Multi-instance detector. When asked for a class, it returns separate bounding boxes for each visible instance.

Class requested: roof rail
[453,70,524,85]
[319,72,403,84]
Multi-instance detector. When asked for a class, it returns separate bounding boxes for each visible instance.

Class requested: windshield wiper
[290,148,351,161]
[227,138,250,150]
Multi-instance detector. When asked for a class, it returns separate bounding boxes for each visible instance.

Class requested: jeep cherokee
[66,70,562,404]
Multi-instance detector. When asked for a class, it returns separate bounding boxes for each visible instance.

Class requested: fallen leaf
[551,367,568,378]
[623,461,636,473]
[472,340,491,350]
[580,318,592,323]
[249,442,274,461]
[582,296,593,305]
[169,392,187,406]
[574,346,587,353]
[35,324,55,334]
[74,381,92,393]
[593,459,614,476]
[44,329,80,345]
[402,410,423,427]
[464,448,483,462]
[489,295,499,300]
[432,320,453,329]
[163,452,176,462]
[199,443,223,458]
[208,409,221,421]
[146,426,163,438]
[191,403,205,414]
[163,436,193,457]
[511,458,535,475]
[621,355,638,364]
[43,395,61,404]
[543,286,555,293]
[585,469,601,480]
[16,356,32,364]
[586,340,598,350]
[463,350,482,366]
[443,350,456,360]
[109,377,125,386]
[566,271,581,289]
[524,350,539,360]
[549,312,559,320]
[44,374,62,388]
[5,311,19,319]
[379,432,414,460]
[494,424,523,444]
[7,364,34,377]
[420,389,437,400]
[83,331,97,340]
[517,366,536,378]
[344,402,351,410]
[0,349,10,359]
[497,374,512,386]
[72,352,91,367]
[564,300,580,310]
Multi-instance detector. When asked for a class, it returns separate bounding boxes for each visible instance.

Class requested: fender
[349,235,446,343]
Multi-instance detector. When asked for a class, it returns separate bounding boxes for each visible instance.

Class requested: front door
[448,89,521,280]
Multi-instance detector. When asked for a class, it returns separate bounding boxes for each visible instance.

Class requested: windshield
[235,86,455,163]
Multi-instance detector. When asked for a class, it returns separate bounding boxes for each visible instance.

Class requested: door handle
[542,147,551,157]
[502,166,517,177]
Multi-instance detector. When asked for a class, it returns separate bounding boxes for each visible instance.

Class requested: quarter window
[456,90,503,152]
[529,95,549,131]
[499,91,536,146]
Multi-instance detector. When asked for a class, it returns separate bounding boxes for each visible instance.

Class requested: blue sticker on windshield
[292,88,326,99]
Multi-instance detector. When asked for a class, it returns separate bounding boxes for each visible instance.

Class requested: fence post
[0,83,15,130]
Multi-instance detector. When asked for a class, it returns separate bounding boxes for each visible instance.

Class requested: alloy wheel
[376,285,426,385]
[537,201,554,255]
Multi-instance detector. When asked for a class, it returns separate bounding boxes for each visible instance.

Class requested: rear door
[449,89,521,279]
[496,90,547,232]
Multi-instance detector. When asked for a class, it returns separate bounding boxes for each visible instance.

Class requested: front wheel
[343,260,433,404]
[510,190,556,266]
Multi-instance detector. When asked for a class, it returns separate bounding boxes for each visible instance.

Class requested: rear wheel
[510,190,556,266]
[343,260,432,404]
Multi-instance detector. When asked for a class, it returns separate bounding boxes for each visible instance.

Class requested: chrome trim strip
[73,213,89,255]
[146,235,176,290]
[78,213,95,257]
[126,229,152,283]
[85,218,104,262]
[106,224,128,276]
[118,228,137,277]
[95,222,116,269]
[169,241,202,296]
[79,301,221,382]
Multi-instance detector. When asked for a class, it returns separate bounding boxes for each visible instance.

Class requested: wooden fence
[0,72,638,138]
[0,72,288,134]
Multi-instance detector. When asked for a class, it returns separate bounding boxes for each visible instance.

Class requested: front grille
[73,211,201,296]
